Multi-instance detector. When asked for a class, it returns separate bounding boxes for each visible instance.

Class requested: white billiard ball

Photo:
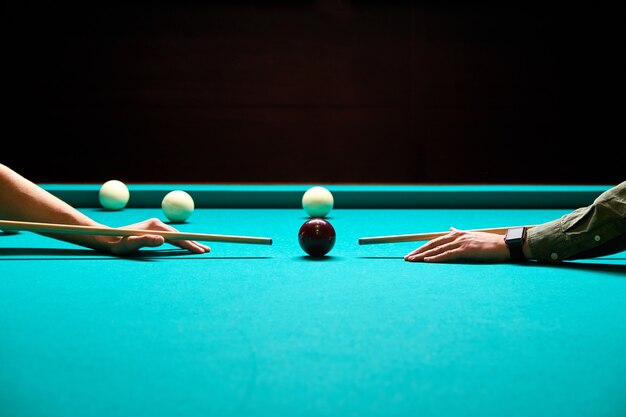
[99,180,130,210]
[162,190,195,223]
[302,186,334,218]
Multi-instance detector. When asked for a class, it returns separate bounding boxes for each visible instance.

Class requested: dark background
[3,1,624,184]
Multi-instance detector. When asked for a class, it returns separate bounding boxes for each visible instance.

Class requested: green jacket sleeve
[527,181,626,261]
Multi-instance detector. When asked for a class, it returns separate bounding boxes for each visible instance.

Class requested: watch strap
[505,227,527,262]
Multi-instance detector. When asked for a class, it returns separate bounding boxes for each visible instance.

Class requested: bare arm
[0,164,210,255]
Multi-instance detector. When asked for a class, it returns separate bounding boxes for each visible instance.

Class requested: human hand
[404,227,510,263]
[103,218,211,256]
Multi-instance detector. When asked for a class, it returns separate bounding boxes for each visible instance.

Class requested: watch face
[506,227,526,242]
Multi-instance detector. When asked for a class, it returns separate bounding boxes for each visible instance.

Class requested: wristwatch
[504,227,527,262]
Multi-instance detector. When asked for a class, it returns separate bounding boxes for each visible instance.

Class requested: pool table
[1,184,625,417]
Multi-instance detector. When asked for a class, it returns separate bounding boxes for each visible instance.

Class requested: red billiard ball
[298,218,336,257]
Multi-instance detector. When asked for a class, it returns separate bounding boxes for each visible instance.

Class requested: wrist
[504,227,527,262]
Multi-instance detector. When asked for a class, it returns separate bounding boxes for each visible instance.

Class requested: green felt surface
[2,205,626,417]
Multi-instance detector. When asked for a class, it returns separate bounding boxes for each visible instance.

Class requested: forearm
[0,164,110,251]
[526,181,626,261]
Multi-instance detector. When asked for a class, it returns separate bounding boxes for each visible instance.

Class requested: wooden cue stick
[0,220,273,245]
[358,225,536,245]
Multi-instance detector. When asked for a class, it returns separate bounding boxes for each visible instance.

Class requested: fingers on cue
[170,239,211,254]
[406,239,462,262]
[423,240,458,257]
[424,247,463,262]
[151,221,210,254]
[405,229,460,260]
[134,234,165,248]
[411,231,458,253]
